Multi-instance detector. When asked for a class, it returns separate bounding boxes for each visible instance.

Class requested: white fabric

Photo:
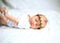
[7,20,17,27]
[18,14,30,29]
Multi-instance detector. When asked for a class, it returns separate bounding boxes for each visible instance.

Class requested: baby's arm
[4,8,19,25]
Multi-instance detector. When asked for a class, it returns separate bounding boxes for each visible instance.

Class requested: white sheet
[0,26,49,43]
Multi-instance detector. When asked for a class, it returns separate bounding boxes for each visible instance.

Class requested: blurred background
[0,0,60,12]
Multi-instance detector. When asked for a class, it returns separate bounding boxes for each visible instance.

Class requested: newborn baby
[0,8,48,29]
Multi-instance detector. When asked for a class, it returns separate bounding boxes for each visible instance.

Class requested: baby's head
[29,14,48,29]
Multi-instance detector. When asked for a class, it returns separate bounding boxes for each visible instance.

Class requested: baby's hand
[0,8,8,16]
[0,8,5,15]
[0,8,8,13]
[0,8,4,13]
[2,8,8,15]
[0,8,5,16]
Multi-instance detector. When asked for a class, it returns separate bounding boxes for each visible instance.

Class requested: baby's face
[29,15,48,29]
